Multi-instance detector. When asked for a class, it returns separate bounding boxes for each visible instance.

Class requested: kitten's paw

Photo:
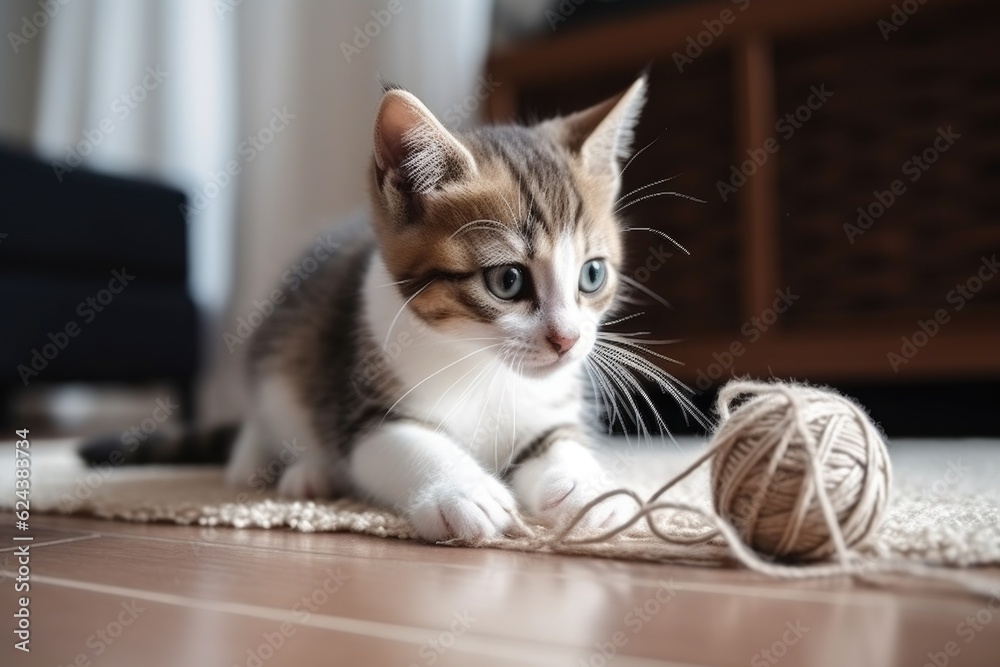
[407,475,519,543]
[525,467,635,534]
[277,460,331,499]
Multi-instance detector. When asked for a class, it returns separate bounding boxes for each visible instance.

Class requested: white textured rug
[3,438,999,568]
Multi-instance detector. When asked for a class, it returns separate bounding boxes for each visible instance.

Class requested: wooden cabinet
[487,0,1000,387]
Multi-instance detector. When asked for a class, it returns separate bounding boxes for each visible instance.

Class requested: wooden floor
[2,513,998,667]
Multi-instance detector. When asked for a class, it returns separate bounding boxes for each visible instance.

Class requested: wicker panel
[515,55,739,337]
[775,0,1000,329]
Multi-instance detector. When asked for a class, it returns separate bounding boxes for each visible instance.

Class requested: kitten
[225,75,686,542]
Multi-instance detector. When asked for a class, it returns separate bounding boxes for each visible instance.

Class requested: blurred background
[1,0,997,441]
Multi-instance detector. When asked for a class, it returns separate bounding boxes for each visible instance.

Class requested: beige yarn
[553,380,996,598]
[710,381,891,561]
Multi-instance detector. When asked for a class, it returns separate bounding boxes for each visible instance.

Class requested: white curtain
[30,0,238,421]
[27,0,494,423]
[34,0,238,314]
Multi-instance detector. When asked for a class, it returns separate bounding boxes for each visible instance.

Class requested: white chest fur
[361,255,583,472]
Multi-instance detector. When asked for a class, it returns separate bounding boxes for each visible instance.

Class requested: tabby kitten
[227,75,673,542]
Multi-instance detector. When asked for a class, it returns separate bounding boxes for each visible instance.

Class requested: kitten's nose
[547,331,579,355]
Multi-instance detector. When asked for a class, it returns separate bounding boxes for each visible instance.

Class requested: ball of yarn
[710,381,891,562]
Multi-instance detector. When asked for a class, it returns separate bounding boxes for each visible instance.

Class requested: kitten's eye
[579,259,606,293]
[484,265,525,300]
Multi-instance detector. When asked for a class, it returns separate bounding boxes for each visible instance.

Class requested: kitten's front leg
[510,431,634,533]
[349,421,519,542]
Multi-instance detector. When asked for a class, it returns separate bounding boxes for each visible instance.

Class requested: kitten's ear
[559,75,647,179]
[373,89,477,193]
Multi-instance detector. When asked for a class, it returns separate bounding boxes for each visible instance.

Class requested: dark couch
[0,145,199,422]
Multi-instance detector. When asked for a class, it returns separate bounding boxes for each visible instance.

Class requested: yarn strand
[544,379,996,600]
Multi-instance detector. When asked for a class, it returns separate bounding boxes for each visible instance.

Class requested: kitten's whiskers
[614,175,681,208]
[622,227,690,255]
[584,328,713,451]
[374,277,415,289]
[382,343,503,423]
[618,129,665,180]
[382,280,435,351]
[614,190,706,215]
[433,346,508,435]
[619,275,672,310]
[468,346,510,458]
[601,312,645,327]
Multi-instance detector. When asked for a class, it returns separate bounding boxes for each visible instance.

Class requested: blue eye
[579,259,606,293]
[485,265,525,300]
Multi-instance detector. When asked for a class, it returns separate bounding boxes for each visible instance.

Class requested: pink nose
[547,332,579,355]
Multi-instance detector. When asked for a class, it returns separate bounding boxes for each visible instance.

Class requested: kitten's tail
[78,424,238,466]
